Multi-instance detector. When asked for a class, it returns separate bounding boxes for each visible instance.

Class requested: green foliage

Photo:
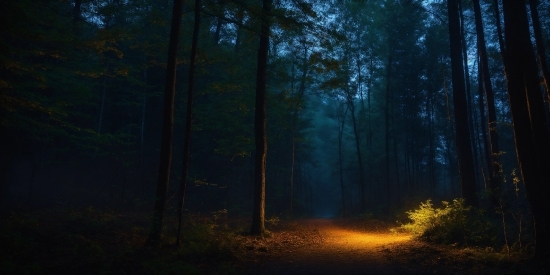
[399,199,497,246]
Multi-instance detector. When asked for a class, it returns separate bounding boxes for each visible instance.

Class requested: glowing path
[249,219,413,274]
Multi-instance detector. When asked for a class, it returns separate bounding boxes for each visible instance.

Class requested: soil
[234,218,541,275]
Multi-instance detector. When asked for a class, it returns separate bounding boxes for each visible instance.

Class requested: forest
[1,0,550,274]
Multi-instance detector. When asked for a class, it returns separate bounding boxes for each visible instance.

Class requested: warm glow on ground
[323,227,412,249]
[246,219,415,274]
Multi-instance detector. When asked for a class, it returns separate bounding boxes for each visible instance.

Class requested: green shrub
[399,198,496,246]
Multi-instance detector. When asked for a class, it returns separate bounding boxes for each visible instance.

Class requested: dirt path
[245,219,413,274]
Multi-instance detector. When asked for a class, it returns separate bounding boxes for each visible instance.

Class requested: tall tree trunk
[250,0,271,236]
[502,0,550,260]
[459,0,480,186]
[385,56,392,212]
[492,0,506,61]
[234,7,244,52]
[447,0,478,207]
[147,0,184,243]
[213,0,223,45]
[176,0,200,246]
[477,56,491,191]
[289,44,308,218]
[473,0,502,207]
[338,103,347,216]
[72,0,83,35]
[529,0,550,96]
[347,94,366,212]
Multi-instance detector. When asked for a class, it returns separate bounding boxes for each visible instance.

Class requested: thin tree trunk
[459,0,480,186]
[473,0,502,206]
[477,56,491,191]
[447,0,478,207]
[492,0,506,61]
[502,0,550,260]
[289,43,308,218]
[348,95,365,212]
[385,56,392,213]
[250,0,271,236]
[234,7,244,52]
[338,103,348,215]
[176,0,200,246]
[147,0,184,243]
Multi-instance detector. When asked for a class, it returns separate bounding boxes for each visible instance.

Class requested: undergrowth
[0,207,242,274]
[396,198,497,247]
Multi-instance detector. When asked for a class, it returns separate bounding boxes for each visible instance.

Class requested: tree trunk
[492,0,506,61]
[234,7,244,52]
[250,0,271,236]
[447,0,478,207]
[473,0,502,207]
[477,56,491,191]
[529,0,550,96]
[338,102,348,216]
[385,56,392,212]
[176,0,200,246]
[347,93,365,212]
[289,44,308,218]
[459,0,482,188]
[502,0,550,260]
[147,0,184,243]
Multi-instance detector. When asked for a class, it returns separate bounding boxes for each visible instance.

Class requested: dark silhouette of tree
[148,0,184,243]
[502,0,550,260]
[529,0,550,96]
[250,0,272,236]
[176,0,201,246]
[472,0,502,207]
[447,0,478,207]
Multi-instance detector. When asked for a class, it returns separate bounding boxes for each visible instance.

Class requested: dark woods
[1,0,550,262]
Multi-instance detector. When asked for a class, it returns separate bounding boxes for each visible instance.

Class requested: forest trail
[245,219,413,274]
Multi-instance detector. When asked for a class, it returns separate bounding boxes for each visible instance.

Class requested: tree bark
[447,0,478,207]
[502,0,550,260]
[529,0,550,96]
[176,0,200,246]
[473,0,502,207]
[147,0,184,243]
[250,0,271,236]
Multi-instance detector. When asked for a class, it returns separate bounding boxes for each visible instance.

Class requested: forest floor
[1,206,548,274]
[236,218,542,274]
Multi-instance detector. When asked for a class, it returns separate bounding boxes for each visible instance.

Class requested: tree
[148,0,184,243]
[250,0,272,236]
[502,0,550,260]
[176,0,201,246]
[529,0,550,96]
[447,0,478,207]
[472,0,501,206]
